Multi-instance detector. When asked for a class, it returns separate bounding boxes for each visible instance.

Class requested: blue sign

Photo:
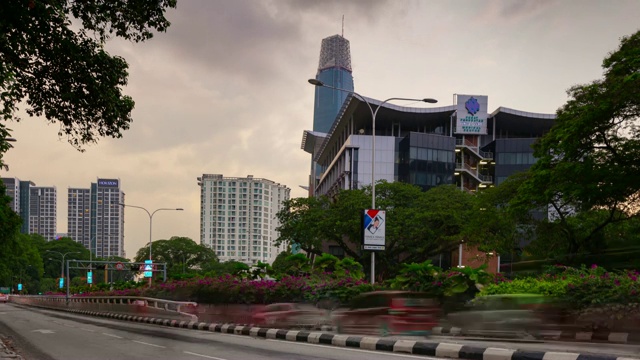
[87,271,93,284]
[144,259,153,278]
[59,277,64,289]
[17,283,22,291]
[97,179,119,187]
[465,97,480,115]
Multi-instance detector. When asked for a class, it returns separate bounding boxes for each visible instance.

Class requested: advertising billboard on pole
[362,209,386,251]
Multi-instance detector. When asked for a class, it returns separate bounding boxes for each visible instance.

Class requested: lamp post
[47,251,79,288]
[308,79,437,284]
[119,204,183,283]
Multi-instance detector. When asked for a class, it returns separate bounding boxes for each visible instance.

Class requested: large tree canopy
[276,182,477,279]
[0,0,177,166]
[134,236,219,277]
[511,30,640,256]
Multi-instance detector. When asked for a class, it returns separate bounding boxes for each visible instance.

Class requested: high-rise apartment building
[2,177,56,240]
[304,34,355,196]
[68,178,125,258]
[29,186,57,241]
[198,174,291,265]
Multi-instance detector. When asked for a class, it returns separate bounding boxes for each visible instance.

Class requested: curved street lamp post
[119,204,183,284]
[308,79,437,284]
[46,250,79,288]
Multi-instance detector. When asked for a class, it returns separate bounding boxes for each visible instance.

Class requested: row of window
[496,152,537,165]
[409,147,456,163]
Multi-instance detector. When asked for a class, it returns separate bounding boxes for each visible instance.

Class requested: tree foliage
[276,181,477,279]
[134,236,219,278]
[0,0,177,167]
[511,30,640,257]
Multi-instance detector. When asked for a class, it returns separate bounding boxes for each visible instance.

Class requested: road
[0,303,444,360]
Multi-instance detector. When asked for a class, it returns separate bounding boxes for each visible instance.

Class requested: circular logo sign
[115,262,124,271]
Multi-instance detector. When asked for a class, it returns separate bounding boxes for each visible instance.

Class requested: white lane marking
[102,333,123,339]
[132,340,165,348]
[32,329,55,334]
[183,351,227,360]
[81,328,96,332]
[265,339,438,359]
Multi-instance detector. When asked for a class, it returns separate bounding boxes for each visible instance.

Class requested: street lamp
[119,204,184,260]
[46,250,79,288]
[308,79,437,284]
[119,204,183,284]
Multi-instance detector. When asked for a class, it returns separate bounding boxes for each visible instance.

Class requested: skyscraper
[68,178,125,258]
[313,34,354,133]
[198,174,290,265]
[304,34,355,195]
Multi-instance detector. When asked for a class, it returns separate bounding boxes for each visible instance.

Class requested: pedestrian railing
[10,295,198,321]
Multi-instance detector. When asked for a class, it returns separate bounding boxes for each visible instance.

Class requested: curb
[15,304,640,360]
[434,326,640,344]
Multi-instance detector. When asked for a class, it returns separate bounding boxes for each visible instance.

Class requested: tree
[275,196,330,256]
[134,236,219,278]
[462,173,532,255]
[0,0,177,168]
[512,30,640,257]
[41,237,90,279]
[276,181,477,279]
[0,182,23,287]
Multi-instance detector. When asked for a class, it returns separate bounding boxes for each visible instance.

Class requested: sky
[3,0,640,260]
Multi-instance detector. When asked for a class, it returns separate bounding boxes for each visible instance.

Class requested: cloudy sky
[4,0,639,259]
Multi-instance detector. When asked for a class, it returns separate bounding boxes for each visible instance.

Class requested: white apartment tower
[67,178,125,258]
[198,174,291,265]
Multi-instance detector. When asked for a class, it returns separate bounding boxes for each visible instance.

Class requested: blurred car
[445,294,552,333]
[0,294,8,303]
[332,291,440,336]
[252,303,327,329]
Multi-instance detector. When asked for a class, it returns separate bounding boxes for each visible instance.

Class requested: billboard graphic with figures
[362,209,386,251]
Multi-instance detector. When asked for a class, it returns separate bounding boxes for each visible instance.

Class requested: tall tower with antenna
[312,33,354,133]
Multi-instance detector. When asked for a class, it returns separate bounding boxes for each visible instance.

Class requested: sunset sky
[4,0,639,259]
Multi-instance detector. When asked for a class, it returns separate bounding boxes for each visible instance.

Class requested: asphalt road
[0,303,445,360]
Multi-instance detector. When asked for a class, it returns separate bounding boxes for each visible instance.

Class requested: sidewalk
[0,335,22,359]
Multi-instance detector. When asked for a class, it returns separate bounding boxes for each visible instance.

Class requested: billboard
[362,209,386,251]
[97,179,119,187]
[455,94,488,135]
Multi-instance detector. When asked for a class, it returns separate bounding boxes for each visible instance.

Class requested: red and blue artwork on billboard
[362,209,386,251]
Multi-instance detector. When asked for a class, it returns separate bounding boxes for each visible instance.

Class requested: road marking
[102,333,123,339]
[265,339,439,359]
[32,329,55,334]
[183,351,227,360]
[132,340,165,348]
[81,328,96,332]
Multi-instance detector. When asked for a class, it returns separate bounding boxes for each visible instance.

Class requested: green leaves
[0,0,176,152]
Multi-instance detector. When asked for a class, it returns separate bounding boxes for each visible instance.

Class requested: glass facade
[398,133,456,191]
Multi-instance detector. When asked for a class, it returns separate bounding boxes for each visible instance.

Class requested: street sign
[17,283,22,291]
[115,262,124,271]
[59,277,64,289]
[144,259,153,278]
[87,271,93,284]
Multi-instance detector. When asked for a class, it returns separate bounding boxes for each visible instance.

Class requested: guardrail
[10,295,198,321]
